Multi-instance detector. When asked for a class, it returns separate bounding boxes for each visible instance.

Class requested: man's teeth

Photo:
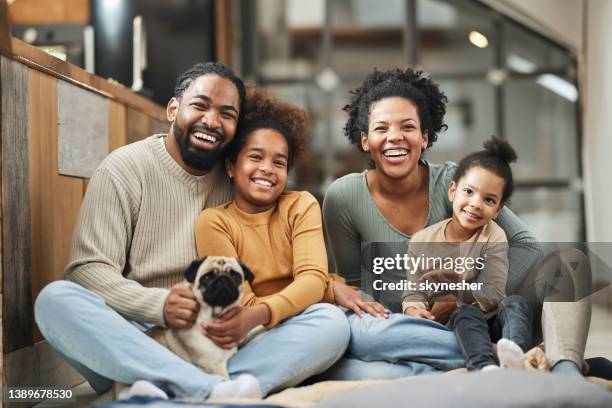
[384,149,408,157]
[193,131,216,142]
[253,179,272,187]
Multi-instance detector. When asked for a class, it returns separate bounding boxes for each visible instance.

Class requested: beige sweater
[65,135,233,326]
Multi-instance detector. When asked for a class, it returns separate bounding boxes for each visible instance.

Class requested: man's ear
[448,181,457,202]
[238,261,255,283]
[225,157,234,180]
[167,97,179,122]
[185,257,206,282]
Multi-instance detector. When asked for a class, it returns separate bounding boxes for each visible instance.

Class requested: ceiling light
[506,53,537,73]
[469,31,488,48]
[536,74,578,102]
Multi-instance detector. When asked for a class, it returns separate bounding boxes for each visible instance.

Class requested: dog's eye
[229,271,243,285]
[200,274,213,286]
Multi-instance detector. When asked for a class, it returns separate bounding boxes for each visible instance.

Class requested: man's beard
[173,121,225,172]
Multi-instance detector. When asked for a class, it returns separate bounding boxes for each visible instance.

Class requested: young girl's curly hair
[226,85,309,169]
[343,68,448,151]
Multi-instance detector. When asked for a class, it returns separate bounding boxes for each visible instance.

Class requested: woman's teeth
[383,149,408,157]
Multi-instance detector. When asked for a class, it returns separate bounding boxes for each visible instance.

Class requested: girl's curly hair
[226,85,309,169]
[343,68,448,151]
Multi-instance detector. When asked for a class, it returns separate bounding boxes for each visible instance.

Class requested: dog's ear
[238,260,255,283]
[185,257,206,283]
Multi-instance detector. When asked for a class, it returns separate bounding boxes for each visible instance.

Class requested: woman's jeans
[448,295,533,370]
[321,312,466,380]
[34,281,350,399]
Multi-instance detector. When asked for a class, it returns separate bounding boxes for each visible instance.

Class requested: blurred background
[7,0,584,243]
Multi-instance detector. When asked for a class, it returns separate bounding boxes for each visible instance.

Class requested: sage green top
[322,161,540,313]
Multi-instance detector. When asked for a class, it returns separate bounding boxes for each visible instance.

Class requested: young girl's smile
[447,166,505,240]
[226,128,289,213]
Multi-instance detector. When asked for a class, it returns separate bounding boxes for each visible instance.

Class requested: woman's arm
[322,180,362,283]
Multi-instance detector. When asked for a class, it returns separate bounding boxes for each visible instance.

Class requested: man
[34,62,350,400]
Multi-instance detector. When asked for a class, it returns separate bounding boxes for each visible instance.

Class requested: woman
[323,68,590,379]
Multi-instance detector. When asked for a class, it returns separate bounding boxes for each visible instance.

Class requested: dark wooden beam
[1,55,34,353]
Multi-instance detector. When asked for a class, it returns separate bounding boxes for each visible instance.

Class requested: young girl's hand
[404,307,436,320]
[202,304,270,349]
[333,281,389,318]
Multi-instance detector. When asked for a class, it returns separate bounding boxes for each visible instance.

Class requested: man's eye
[221,112,236,120]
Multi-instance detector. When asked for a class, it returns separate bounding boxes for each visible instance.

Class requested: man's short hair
[174,62,246,118]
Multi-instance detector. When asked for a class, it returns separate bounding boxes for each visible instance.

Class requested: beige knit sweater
[65,134,233,327]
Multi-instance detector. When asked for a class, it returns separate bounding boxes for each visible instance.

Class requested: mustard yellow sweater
[195,191,333,328]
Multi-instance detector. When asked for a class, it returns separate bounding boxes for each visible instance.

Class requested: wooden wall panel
[127,107,169,145]
[109,101,128,152]
[9,0,90,25]
[29,69,84,344]
[1,56,33,353]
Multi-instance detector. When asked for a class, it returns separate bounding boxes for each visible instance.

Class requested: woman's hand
[333,281,389,318]
[202,304,270,349]
[404,307,435,320]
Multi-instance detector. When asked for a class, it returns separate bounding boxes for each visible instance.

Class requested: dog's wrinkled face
[184,256,254,309]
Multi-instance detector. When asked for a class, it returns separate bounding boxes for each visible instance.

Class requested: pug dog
[164,256,254,379]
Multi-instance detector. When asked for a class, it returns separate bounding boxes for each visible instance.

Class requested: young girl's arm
[468,226,509,313]
[257,193,328,327]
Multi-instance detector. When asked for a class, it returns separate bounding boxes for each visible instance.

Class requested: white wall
[583,0,612,242]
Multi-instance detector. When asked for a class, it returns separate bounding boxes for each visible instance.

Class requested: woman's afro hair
[226,85,309,169]
[343,68,448,151]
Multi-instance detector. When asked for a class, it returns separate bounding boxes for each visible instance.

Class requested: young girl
[402,137,533,371]
[193,86,348,395]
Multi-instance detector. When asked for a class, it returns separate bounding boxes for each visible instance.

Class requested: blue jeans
[34,281,350,399]
[321,313,465,380]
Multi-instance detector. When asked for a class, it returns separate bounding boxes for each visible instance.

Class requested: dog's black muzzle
[202,275,240,307]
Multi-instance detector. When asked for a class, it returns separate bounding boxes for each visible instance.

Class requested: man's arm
[65,168,170,326]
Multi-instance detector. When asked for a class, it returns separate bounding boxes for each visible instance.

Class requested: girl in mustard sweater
[194,87,349,387]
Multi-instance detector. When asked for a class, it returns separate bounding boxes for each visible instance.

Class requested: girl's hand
[201,304,270,349]
[404,307,435,320]
[333,281,389,318]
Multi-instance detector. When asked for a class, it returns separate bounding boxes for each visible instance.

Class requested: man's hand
[164,282,199,329]
[333,281,389,318]
[202,305,270,349]
[404,306,435,320]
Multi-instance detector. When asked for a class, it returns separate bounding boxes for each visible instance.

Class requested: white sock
[209,374,262,399]
[481,364,501,372]
[119,380,169,400]
[497,338,526,370]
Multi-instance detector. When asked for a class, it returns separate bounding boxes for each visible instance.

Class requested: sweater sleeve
[259,194,328,327]
[470,228,509,313]
[65,168,170,326]
[322,179,362,284]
